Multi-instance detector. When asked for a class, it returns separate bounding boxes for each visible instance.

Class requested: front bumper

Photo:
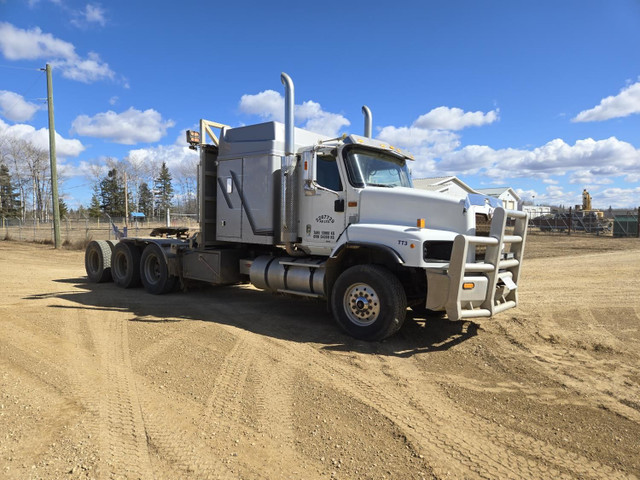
[424,207,529,321]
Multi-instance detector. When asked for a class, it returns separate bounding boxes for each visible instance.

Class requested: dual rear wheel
[87,241,176,295]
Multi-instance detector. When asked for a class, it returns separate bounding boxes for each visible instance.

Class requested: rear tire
[331,265,407,341]
[111,242,142,288]
[140,243,176,295]
[85,240,113,283]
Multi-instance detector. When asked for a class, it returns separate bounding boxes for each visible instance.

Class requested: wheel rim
[143,254,161,285]
[88,249,100,273]
[114,252,127,278]
[342,282,380,327]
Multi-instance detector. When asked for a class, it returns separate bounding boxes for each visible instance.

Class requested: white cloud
[0,22,114,83]
[413,106,499,130]
[51,51,114,83]
[0,21,75,60]
[393,134,640,183]
[595,187,640,209]
[375,106,499,177]
[0,90,43,122]
[238,90,350,137]
[239,90,283,120]
[573,80,640,122]
[72,4,107,27]
[71,107,175,144]
[569,170,614,186]
[0,117,85,157]
[109,96,118,106]
[126,144,198,173]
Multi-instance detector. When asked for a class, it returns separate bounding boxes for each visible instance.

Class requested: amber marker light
[417,218,425,228]
[410,243,415,249]
[348,201,358,207]
[463,282,475,290]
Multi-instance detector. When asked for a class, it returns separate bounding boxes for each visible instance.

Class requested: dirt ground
[0,234,639,480]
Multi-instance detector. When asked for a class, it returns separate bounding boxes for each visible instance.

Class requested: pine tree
[58,198,69,218]
[88,190,102,218]
[0,163,21,218]
[99,168,126,217]
[154,162,174,218]
[138,181,154,218]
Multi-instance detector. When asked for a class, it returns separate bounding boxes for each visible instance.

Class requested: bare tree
[1,136,31,221]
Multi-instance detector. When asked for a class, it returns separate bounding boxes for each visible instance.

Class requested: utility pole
[124,172,129,237]
[43,64,61,248]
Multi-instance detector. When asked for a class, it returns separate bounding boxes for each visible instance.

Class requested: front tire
[331,265,407,341]
[140,243,176,294]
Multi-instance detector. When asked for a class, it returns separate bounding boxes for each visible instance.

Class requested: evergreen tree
[138,181,154,218]
[58,198,69,218]
[0,163,21,218]
[99,168,126,217]
[88,191,102,218]
[154,162,174,217]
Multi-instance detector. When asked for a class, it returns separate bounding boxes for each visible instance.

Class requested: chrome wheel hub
[343,283,380,327]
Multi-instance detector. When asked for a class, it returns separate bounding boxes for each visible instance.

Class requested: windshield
[343,147,413,188]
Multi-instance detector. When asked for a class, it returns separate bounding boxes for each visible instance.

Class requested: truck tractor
[84,73,528,341]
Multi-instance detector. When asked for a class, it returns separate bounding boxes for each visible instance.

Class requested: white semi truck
[85,73,528,340]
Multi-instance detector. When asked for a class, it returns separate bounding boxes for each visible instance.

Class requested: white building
[413,176,479,201]
[475,187,521,211]
[522,205,551,219]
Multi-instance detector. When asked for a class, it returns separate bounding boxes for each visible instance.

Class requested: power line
[0,64,41,72]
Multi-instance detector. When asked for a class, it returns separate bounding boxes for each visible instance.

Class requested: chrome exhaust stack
[280,72,300,251]
[362,105,372,138]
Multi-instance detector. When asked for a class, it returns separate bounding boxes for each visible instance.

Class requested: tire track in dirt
[130,323,262,479]
[246,335,320,477]
[492,311,640,424]
[59,307,155,478]
[135,384,237,480]
[271,340,634,480]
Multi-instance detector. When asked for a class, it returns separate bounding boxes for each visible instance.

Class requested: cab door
[299,151,346,252]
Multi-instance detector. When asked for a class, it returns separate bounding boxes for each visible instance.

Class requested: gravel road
[0,235,639,479]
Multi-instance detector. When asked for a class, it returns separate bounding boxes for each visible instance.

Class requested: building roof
[413,176,478,194]
[476,187,521,202]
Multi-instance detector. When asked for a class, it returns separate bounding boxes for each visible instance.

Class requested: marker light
[463,282,475,290]
[417,218,425,228]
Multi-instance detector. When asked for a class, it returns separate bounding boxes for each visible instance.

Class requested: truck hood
[358,187,478,235]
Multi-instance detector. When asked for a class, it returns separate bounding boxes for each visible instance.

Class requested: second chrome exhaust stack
[362,105,372,138]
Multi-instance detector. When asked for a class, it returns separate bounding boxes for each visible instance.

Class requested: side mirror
[302,150,317,195]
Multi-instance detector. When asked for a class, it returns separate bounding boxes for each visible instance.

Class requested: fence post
[568,207,572,235]
[637,207,639,239]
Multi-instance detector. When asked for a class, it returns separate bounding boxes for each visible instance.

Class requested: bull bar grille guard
[442,207,529,321]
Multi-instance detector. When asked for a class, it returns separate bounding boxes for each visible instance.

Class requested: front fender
[331,223,457,268]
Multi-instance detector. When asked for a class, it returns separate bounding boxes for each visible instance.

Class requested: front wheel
[331,265,407,341]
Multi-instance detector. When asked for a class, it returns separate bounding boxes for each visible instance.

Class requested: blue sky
[1,0,639,209]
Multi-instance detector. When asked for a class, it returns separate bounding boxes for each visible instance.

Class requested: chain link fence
[1,215,199,247]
